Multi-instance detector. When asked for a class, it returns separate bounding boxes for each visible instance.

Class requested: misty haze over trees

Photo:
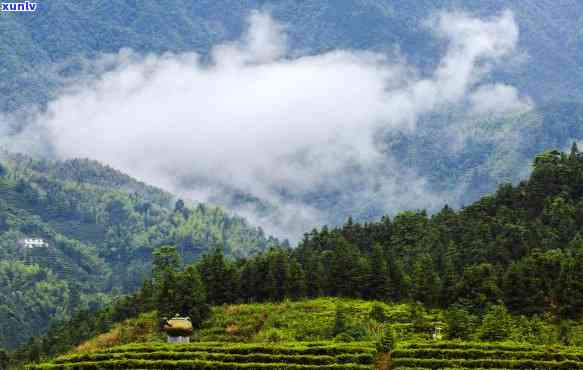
[3,1,583,369]
[2,1,583,241]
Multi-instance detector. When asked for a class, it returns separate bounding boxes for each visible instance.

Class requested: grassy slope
[70,298,436,354]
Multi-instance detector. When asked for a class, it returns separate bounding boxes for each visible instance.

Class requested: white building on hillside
[18,238,47,249]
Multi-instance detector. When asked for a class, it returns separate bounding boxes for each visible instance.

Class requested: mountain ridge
[0,152,279,349]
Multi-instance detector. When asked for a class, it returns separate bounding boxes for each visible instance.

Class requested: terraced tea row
[31,360,373,369]
[393,348,583,361]
[393,342,583,370]
[51,351,374,365]
[28,342,377,370]
[99,342,376,356]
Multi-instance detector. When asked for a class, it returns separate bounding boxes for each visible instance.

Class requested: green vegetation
[9,147,583,368]
[193,298,407,344]
[19,297,583,369]
[0,153,278,349]
[27,341,376,369]
[392,341,583,369]
[389,102,583,209]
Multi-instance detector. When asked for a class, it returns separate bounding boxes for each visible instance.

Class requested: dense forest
[7,146,583,367]
[0,153,279,350]
[193,144,583,318]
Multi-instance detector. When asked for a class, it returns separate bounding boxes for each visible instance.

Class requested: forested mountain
[3,1,583,238]
[206,146,583,318]
[9,147,583,367]
[0,0,582,241]
[2,0,583,111]
[0,153,278,349]
[4,1,583,359]
[387,102,583,206]
[236,102,583,227]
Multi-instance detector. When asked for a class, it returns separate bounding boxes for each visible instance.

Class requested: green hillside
[0,153,278,349]
[21,297,583,370]
[9,145,583,368]
[6,148,583,368]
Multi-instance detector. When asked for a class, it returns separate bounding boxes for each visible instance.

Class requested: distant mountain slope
[0,153,278,349]
[3,1,583,241]
[208,102,583,230]
[3,1,583,234]
[391,102,583,205]
[1,0,583,113]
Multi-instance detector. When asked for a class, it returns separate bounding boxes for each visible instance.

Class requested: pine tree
[151,246,181,318]
[155,270,177,318]
[388,256,410,301]
[329,237,363,297]
[303,249,325,298]
[455,263,501,311]
[439,242,459,306]
[286,257,307,299]
[174,265,210,327]
[266,250,290,301]
[479,305,512,341]
[479,305,513,341]
[411,254,441,307]
[197,248,239,305]
[368,244,391,300]
[444,305,474,340]
[152,246,180,284]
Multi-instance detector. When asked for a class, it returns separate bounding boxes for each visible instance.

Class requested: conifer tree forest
[7,146,583,366]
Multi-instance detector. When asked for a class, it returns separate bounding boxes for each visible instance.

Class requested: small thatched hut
[162,315,193,343]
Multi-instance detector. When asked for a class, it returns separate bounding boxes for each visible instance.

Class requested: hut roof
[163,316,193,336]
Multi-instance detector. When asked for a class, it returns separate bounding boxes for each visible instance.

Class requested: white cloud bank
[15,10,531,241]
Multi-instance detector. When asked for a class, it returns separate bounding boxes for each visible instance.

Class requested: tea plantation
[27,341,376,369]
[27,340,583,369]
[19,298,583,369]
[392,341,583,369]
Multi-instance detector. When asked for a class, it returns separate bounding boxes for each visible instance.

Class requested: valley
[3,2,583,369]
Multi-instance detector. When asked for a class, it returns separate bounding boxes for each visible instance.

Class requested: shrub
[258,328,292,343]
[333,303,350,337]
[344,325,368,341]
[408,302,430,333]
[478,305,512,342]
[444,305,475,340]
[376,326,397,353]
[369,303,387,323]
